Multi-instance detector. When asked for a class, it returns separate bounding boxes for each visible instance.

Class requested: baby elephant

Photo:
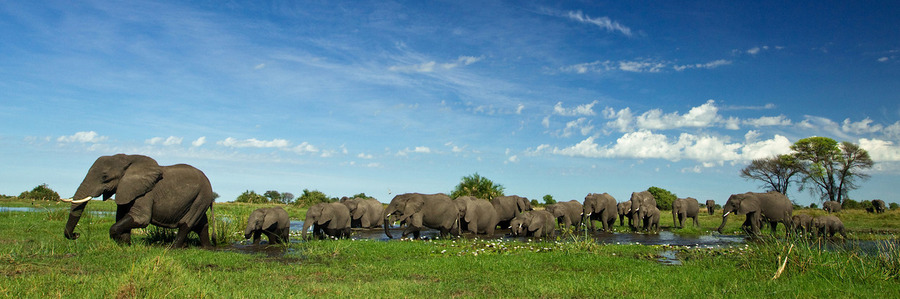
[244,207,291,245]
[813,215,848,239]
[791,214,814,236]
[510,210,556,238]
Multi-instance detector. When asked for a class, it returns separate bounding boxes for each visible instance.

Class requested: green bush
[293,189,334,207]
[19,184,60,201]
[647,186,676,210]
[890,202,899,210]
[235,190,267,203]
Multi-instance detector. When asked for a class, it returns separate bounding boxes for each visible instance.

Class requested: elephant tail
[209,203,217,247]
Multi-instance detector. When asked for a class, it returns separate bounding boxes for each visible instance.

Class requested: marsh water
[3,206,891,263]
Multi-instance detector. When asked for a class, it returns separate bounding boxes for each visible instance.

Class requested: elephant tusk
[723,211,731,217]
[72,196,93,203]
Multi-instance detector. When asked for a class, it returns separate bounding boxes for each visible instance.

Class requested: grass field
[2,198,899,297]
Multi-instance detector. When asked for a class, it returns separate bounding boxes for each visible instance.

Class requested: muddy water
[287,220,746,247]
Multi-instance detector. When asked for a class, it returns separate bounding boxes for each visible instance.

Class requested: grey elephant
[582,193,616,232]
[873,199,886,213]
[383,193,459,239]
[823,201,842,213]
[637,205,660,232]
[813,215,847,239]
[454,196,500,235]
[61,154,215,248]
[302,202,351,240]
[629,191,657,231]
[716,191,793,237]
[706,200,716,215]
[672,197,700,228]
[491,195,533,229]
[341,197,384,228]
[791,214,814,236]
[510,210,556,238]
[244,207,290,244]
[617,200,632,227]
[545,200,583,232]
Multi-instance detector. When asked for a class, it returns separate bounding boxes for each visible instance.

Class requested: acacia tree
[791,137,873,203]
[647,186,676,210]
[739,154,800,197]
[450,173,505,200]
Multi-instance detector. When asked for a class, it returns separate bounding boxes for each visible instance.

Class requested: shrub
[450,173,505,200]
[890,202,899,210]
[293,189,333,207]
[235,190,267,203]
[19,184,60,201]
[542,195,556,205]
[647,186,676,210]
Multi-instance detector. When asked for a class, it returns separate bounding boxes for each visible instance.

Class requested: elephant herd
[59,155,859,248]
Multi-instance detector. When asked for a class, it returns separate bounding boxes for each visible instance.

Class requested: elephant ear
[114,162,162,205]
[403,196,425,219]
[465,200,476,223]
[516,197,527,213]
[351,203,365,219]
[738,197,759,215]
[263,210,279,230]
[317,204,334,225]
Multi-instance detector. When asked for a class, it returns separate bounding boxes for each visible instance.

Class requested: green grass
[2,199,900,297]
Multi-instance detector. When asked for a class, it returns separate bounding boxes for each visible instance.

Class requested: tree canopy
[791,137,873,203]
[647,186,676,210]
[450,173,505,200]
[19,184,60,201]
[739,154,800,197]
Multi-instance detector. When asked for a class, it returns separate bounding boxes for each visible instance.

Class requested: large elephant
[491,195,533,229]
[706,200,716,215]
[582,193,616,232]
[629,191,657,231]
[244,207,290,244]
[383,193,459,239]
[510,210,556,238]
[813,215,847,239]
[822,201,842,213]
[791,214,814,236]
[617,200,632,227]
[454,196,499,235]
[873,199,886,213]
[544,200,583,232]
[302,202,351,240]
[672,197,700,228]
[61,154,215,248]
[716,191,793,236]
[341,197,384,228]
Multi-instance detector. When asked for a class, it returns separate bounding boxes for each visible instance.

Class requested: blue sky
[2,0,899,206]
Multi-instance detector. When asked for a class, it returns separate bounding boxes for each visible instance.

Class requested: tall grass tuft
[876,239,900,280]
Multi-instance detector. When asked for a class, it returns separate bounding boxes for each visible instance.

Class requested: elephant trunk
[301,219,311,240]
[716,211,731,233]
[62,186,96,240]
[383,215,394,239]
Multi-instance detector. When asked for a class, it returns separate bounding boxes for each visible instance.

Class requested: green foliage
[350,193,375,200]
[542,194,556,205]
[890,203,899,210]
[450,173,505,200]
[263,190,282,203]
[647,186,676,210]
[530,199,540,207]
[739,154,800,197]
[18,184,60,201]
[293,189,334,207]
[235,190,267,203]
[809,203,818,209]
[791,137,874,203]
[841,198,874,210]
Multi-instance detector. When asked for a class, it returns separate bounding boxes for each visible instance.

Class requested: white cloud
[878,57,890,62]
[724,117,741,130]
[389,55,482,73]
[146,136,183,146]
[397,146,432,156]
[542,116,551,128]
[552,130,791,164]
[635,100,722,130]
[885,121,900,138]
[218,137,290,148]
[842,117,883,135]
[507,155,519,163]
[618,60,666,73]
[859,138,900,161]
[743,115,792,127]
[553,101,598,116]
[192,137,207,147]
[358,153,373,159]
[57,131,107,143]
[673,59,732,71]
[556,117,593,138]
[602,107,634,132]
[798,115,848,140]
[289,142,319,154]
[566,10,633,36]
[516,104,525,114]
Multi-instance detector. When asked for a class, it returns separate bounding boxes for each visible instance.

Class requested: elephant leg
[263,231,279,244]
[113,204,133,243]
[252,231,262,244]
[172,223,194,248]
[109,214,141,245]
[191,213,212,248]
